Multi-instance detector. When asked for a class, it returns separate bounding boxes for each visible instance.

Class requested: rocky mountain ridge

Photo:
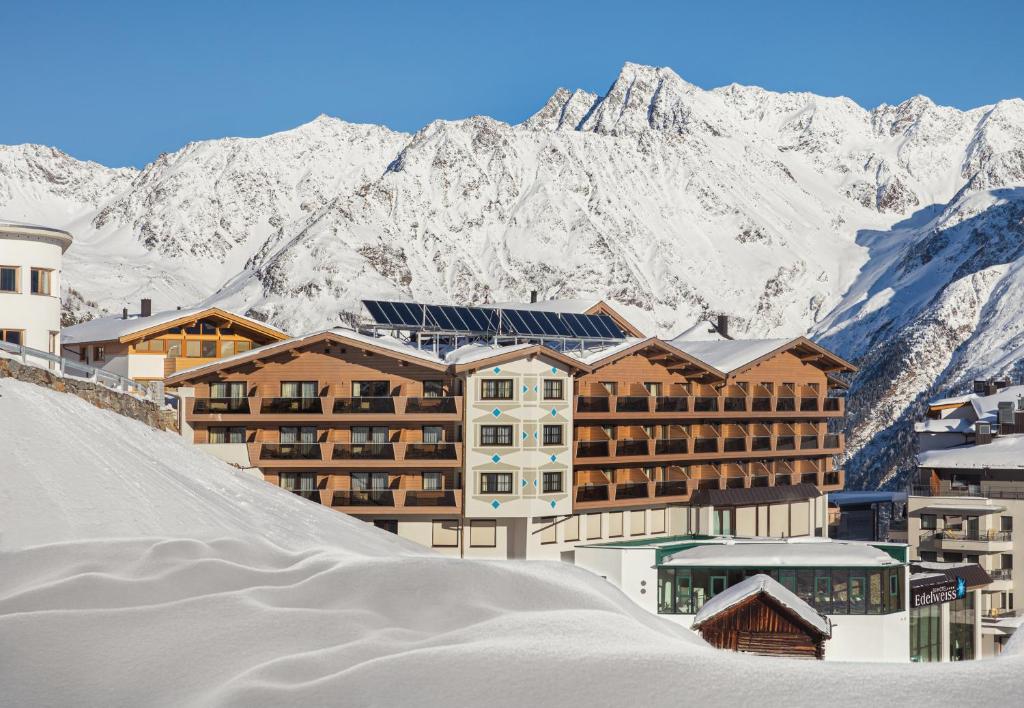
[4,62,1024,488]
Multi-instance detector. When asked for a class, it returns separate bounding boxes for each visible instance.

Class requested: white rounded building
[0,218,73,353]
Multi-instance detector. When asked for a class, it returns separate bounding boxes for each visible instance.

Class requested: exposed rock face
[0,359,176,432]
[4,62,1024,488]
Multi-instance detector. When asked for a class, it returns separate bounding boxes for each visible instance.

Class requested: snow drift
[0,380,1021,707]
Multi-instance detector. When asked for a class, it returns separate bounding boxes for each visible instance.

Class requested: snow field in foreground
[0,378,1021,707]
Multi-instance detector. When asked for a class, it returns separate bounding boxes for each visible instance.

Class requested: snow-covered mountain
[4,61,1024,488]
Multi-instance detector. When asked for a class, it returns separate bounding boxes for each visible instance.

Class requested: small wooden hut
[691,574,832,660]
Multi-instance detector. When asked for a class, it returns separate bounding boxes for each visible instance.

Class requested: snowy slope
[2,379,1023,707]
[4,62,1024,487]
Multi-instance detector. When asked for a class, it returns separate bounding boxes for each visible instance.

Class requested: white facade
[0,220,71,353]
[575,537,911,662]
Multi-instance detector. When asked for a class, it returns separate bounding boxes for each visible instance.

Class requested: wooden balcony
[249,441,463,468]
[573,478,699,511]
[185,395,463,423]
[573,433,844,465]
[326,488,463,515]
[573,395,844,420]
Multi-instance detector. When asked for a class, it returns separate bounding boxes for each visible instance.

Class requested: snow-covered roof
[671,319,729,342]
[62,306,286,344]
[917,435,1024,470]
[444,342,534,365]
[914,418,975,434]
[571,337,647,366]
[483,298,602,314]
[0,217,73,251]
[662,538,902,568]
[692,574,831,637]
[669,337,791,373]
[929,394,974,407]
[970,386,1024,423]
[912,501,1005,515]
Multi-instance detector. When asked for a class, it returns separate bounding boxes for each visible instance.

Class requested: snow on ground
[0,378,1021,707]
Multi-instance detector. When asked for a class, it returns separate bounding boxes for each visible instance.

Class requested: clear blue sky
[3,0,1021,167]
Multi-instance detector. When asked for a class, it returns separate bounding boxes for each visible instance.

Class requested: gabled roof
[579,337,725,380]
[165,328,449,384]
[692,574,831,637]
[448,343,590,374]
[62,306,288,345]
[669,336,857,377]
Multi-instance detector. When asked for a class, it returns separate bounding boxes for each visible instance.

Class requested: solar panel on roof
[426,304,455,330]
[363,300,390,325]
[592,314,624,339]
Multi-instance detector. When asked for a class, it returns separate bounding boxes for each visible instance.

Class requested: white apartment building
[0,218,72,353]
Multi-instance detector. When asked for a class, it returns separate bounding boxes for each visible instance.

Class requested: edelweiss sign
[911,576,967,608]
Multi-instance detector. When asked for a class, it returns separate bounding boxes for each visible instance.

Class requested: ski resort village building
[908,378,1024,656]
[0,218,72,354]
[62,302,289,382]
[165,299,855,561]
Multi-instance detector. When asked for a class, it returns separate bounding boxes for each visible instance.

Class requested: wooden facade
[168,328,854,524]
[695,593,829,659]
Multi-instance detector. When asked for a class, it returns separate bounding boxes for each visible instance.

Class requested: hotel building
[908,379,1024,655]
[165,299,855,560]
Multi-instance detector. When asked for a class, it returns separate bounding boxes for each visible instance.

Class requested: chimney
[717,314,732,340]
[140,298,152,318]
[530,290,538,304]
[122,307,128,320]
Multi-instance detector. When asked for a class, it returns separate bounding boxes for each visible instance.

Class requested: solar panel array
[363,300,624,339]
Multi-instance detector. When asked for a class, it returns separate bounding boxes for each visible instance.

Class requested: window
[608,511,623,538]
[422,426,443,444]
[280,472,316,492]
[201,340,217,358]
[1002,516,1014,532]
[167,341,182,357]
[919,551,938,562]
[481,379,513,400]
[280,426,317,444]
[480,425,513,446]
[352,472,389,490]
[30,268,51,295]
[542,424,563,446]
[600,381,617,395]
[0,265,17,293]
[921,514,937,530]
[353,380,389,397]
[543,379,563,400]
[1,329,23,345]
[432,519,459,547]
[423,380,445,398]
[93,345,105,362]
[470,520,497,547]
[220,340,236,357]
[644,382,661,396]
[423,472,443,490]
[209,427,246,444]
[351,426,388,444]
[235,341,252,354]
[481,472,513,494]
[210,381,246,399]
[186,340,201,357]
[542,471,563,493]
[374,519,399,534]
[282,381,317,398]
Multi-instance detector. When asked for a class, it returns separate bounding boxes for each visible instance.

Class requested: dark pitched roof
[910,562,992,589]
[689,483,822,508]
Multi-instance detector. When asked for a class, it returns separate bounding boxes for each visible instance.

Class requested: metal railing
[0,339,164,403]
[990,568,1013,581]
[920,529,1013,543]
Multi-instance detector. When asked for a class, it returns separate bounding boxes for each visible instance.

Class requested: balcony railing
[776,397,796,412]
[824,398,842,411]
[577,440,611,457]
[404,442,459,460]
[616,482,650,500]
[920,529,1013,543]
[655,438,687,455]
[332,397,396,414]
[751,436,772,451]
[259,443,322,460]
[823,471,842,487]
[260,397,323,414]
[752,397,772,412]
[693,438,718,454]
[577,396,611,413]
[616,396,651,413]
[285,489,321,502]
[800,397,819,412]
[823,434,840,448]
[332,443,395,460]
[801,472,819,485]
[617,439,650,456]
[694,397,718,412]
[800,435,819,450]
[655,480,689,497]
[723,438,746,453]
[776,435,796,451]
[655,396,688,412]
[403,490,458,507]
[333,490,395,507]
[724,397,746,412]
[404,397,458,414]
[576,484,610,502]
[193,397,250,414]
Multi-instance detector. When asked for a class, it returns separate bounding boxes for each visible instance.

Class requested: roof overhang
[583,300,645,338]
[585,337,726,381]
[118,308,288,344]
[728,336,858,378]
[452,345,591,374]
[911,503,1006,516]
